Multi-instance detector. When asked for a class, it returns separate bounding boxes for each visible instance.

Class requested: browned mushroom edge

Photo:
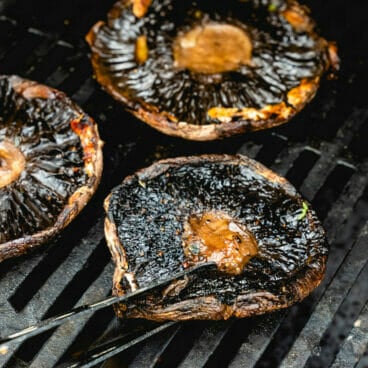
[104,154,327,321]
[86,0,339,141]
[0,76,103,262]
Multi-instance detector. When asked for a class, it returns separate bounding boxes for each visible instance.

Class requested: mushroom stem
[173,23,252,74]
[0,140,26,188]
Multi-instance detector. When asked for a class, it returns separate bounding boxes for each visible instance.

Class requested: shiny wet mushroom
[104,155,327,321]
[0,75,103,262]
[86,0,339,141]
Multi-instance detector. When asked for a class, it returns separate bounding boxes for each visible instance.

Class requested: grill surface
[0,0,367,367]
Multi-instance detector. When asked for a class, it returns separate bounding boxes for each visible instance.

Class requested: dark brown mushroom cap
[0,75,103,262]
[86,0,339,141]
[104,155,327,321]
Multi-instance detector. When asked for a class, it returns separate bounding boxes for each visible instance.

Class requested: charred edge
[104,215,134,318]
[100,76,320,141]
[281,1,315,34]
[0,76,103,263]
[326,42,340,78]
[8,76,56,100]
[120,253,327,321]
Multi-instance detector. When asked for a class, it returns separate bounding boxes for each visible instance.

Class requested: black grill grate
[0,0,368,367]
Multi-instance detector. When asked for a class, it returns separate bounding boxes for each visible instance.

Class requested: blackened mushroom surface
[104,155,327,321]
[87,0,338,141]
[0,75,103,262]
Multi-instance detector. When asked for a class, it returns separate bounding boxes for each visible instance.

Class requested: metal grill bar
[177,321,233,368]
[0,263,216,349]
[331,303,368,368]
[251,179,368,367]
[280,229,368,367]
[164,160,367,367]
[305,265,368,368]
[127,325,182,368]
[355,349,368,368]
[8,218,106,313]
[227,314,282,368]
[59,322,178,368]
[29,275,113,368]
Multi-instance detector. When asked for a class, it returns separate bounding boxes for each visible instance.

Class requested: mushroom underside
[0,75,103,262]
[86,0,337,140]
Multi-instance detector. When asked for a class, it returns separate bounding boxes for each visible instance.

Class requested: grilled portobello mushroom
[0,75,103,262]
[104,155,327,321]
[87,0,338,141]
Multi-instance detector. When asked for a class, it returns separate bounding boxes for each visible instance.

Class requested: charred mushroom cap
[86,0,339,141]
[104,154,327,321]
[0,75,103,262]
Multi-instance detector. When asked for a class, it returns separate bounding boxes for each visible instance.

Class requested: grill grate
[0,0,368,367]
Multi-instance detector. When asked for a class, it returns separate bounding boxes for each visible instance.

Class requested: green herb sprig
[297,202,309,220]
